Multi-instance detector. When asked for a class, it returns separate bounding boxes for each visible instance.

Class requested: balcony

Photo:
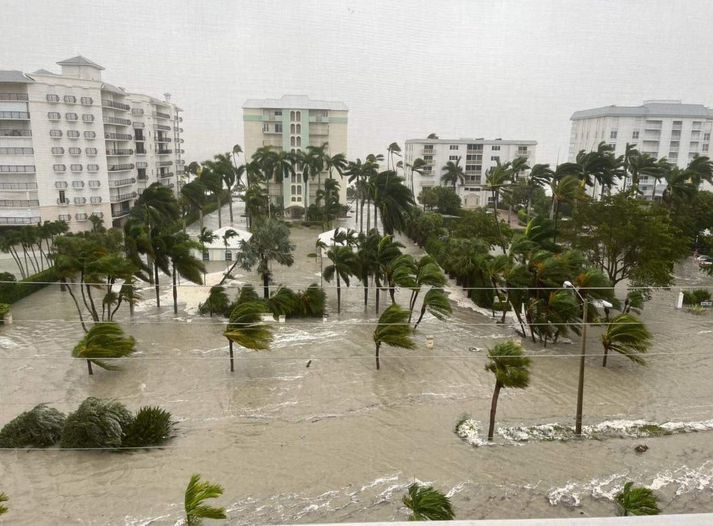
[0,216,41,225]
[422,148,435,156]
[90,196,103,204]
[109,178,136,187]
[58,214,71,222]
[108,163,135,172]
[0,93,28,101]
[0,165,35,174]
[75,213,88,221]
[155,136,171,143]
[0,182,37,191]
[106,149,134,156]
[157,149,172,155]
[101,99,130,111]
[308,115,329,123]
[159,171,174,178]
[155,111,171,119]
[644,121,663,131]
[57,198,69,207]
[158,160,173,167]
[0,199,39,208]
[155,124,171,131]
[104,116,132,126]
[111,208,131,219]
[88,180,101,188]
[0,111,29,120]
[0,147,33,155]
[0,129,31,137]
[110,192,137,203]
[105,132,133,141]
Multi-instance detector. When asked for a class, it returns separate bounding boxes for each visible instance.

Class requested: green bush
[0,404,65,448]
[198,286,232,317]
[0,303,9,318]
[297,284,326,317]
[122,406,173,448]
[682,289,711,305]
[267,287,300,318]
[60,397,134,449]
[0,267,60,304]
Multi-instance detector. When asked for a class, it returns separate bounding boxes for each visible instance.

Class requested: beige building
[0,56,184,231]
[242,95,348,216]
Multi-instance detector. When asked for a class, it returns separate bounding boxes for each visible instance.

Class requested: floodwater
[1,202,713,525]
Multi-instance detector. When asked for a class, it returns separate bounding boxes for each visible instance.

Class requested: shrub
[682,288,711,306]
[122,406,173,448]
[0,267,60,304]
[198,285,231,317]
[0,404,65,448]
[60,397,134,449]
[0,303,9,320]
[297,284,326,317]
[267,287,300,318]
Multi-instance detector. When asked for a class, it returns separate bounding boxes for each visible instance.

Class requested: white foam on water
[0,336,18,348]
[455,419,490,447]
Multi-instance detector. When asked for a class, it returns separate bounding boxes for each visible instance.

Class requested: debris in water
[306,360,312,368]
[635,444,649,453]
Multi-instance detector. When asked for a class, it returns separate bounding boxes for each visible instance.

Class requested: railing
[0,217,41,225]
[109,178,136,187]
[0,112,29,119]
[108,163,135,172]
[0,200,39,208]
[110,192,137,202]
[57,198,69,206]
[0,165,35,174]
[0,129,31,137]
[106,149,134,156]
[104,116,132,126]
[0,93,28,101]
[58,214,71,222]
[105,132,133,141]
[159,171,174,178]
[0,182,37,190]
[111,208,130,218]
[101,99,130,111]
[88,180,101,188]
[90,196,102,204]
[158,160,173,167]
[155,111,171,119]
[155,136,171,142]
[155,124,170,131]
[157,149,172,155]
[0,147,33,155]
[75,213,88,221]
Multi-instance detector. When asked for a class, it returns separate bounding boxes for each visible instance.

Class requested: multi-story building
[0,56,184,231]
[404,137,537,209]
[569,100,713,197]
[242,95,348,216]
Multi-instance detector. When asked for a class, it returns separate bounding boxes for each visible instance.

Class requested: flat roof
[406,138,537,145]
[243,94,347,111]
[571,101,713,120]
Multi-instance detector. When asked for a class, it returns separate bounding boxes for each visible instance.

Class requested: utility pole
[575,294,587,436]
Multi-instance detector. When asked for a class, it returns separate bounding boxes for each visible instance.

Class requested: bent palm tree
[72,322,136,376]
[413,288,452,330]
[440,157,465,191]
[615,482,660,516]
[323,245,355,314]
[0,492,7,516]
[601,314,652,367]
[485,340,531,441]
[373,304,415,370]
[402,483,455,521]
[407,255,446,322]
[223,301,273,372]
[184,474,227,525]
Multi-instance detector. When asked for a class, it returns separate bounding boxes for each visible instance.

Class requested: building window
[64,95,76,104]
[296,111,301,120]
[82,114,94,122]
[263,123,269,132]
[87,164,99,172]
[290,123,295,134]
[65,113,78,121]
[50,129,62,137]
[632,130,639,139]
[275,123,282,133]
[448,155,459,161]
[290,111,295,121]
[48,112,61,120]
[491,156,500,162]
[81,97,93,105]
[202,250,209,261]
[225,251,232,261]
[296,123,301,134]
[135,129,145,141]
[69,147,81,155]
[692,121,702,130]
[673,120,682,127]
[669,152,678,160]
[51,147,64,154]
[53,164,66,172]
[704,133,711,141]
[84,131,96,139]
[86,148,97,156]
[610,130,617,139]
[703,144,709,152]
[67,130,80,139]
[491,145,501,151]
[467,144,483,151]
[290,136,295,147]
[70,164,82,172]
[58,190,67,204]
[274,110,282,116]
[449,145,459,150]
[47,94,59,103]
[72,181,84,188]
[137,168,147,180]
[296,136,301,147]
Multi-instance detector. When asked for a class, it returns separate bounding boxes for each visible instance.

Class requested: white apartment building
[242,95,348,216]
[569,100,713,197]
[404,137,537,209]
[0,56,184,231]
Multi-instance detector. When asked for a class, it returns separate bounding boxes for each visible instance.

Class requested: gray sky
[3,0,712,166]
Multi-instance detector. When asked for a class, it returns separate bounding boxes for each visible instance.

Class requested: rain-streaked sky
[3,0,712,166]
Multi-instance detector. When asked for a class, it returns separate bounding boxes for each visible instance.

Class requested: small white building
[195,226,251,262]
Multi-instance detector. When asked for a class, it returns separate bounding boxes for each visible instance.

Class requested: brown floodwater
[1,203,713,525]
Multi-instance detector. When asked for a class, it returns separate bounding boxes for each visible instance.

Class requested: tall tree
[372,304,415,370]
[223,301,273,372]
[601,314,652,367]
[72,322,136,376]
[440,157,465,191]
[323,245,355,314]
[485,340,531,441]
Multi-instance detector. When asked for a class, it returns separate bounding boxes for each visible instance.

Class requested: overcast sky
[3,0,712,166]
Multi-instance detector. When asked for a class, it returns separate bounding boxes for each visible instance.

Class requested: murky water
[1,203,713,524]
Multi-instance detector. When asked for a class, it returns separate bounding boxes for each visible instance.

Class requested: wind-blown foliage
[402,483,455,521]
[485,340,531,441]
[615,482,661,516]
[0,404,65,448]
[71,322,136,375]
[413,288,452,330]
[122,406,174,448]
[373,304,415,370]
[60,397,134,449]
[267,287,300,318]
[224,301,273,372]
[184,474,227,525]
[198,286,232,317]
[0,492,7,516]
[296,284,326,317]
[601,314,652,367]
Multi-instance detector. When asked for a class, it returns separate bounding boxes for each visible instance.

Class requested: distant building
[242,95,348,216]
[569,100,713,197]
[0,56,184,230]
[404,137,536,209]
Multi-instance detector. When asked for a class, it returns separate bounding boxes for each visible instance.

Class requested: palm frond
[601,314,652,365]
[616,482,660,516]
[374,304,415,350]
[184,474,227,525]
[402,483,455,521]
[485,340,531,389]
[224,301,273,351]
[71,323,136,371]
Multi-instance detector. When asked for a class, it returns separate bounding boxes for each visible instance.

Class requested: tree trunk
[217,196,222,228]
[602,345,609,367]
[375,278,380,313]
[263,273,269,299]
[363,277,369,308]
[154,264,161,308]
[228,192,234,224]
[229,340,234,372]
[413,305,426,330]
[172,263,178,314]
[366,197,371,231]
[86,359,93,376]
[336,273,341,314]
[488,382,502,441]
[408,290,420,323]
[375,342,381,370]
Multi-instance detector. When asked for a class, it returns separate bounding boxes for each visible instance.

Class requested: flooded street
[2,203,713,525]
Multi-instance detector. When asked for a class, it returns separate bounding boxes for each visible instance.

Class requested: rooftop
[243,94,348,111]
[56,55,105,70]
[571,101,713,120]
[0,70,33,83]
[406,137,537,145]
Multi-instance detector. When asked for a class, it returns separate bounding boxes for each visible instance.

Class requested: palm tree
[166,231,205,314]
[402,483,455,521]
[181,179,209,230]
[223,301,273,372]
[72,322,136,375]
[373,304,414,370]
[407,157,427,197]
[184,474,227,525]
[485,340,531,441]
[440,157,465,191]
[407,255,446,322]
[373,234,404,313]
[352,231,378,308]
[412,288,452,330]
[0,492,8,516]
[386,142,402,171]
[615,482,660,516]
[323,245,355,314]
[372,170,415,235]
[601,314,652,367]
[485,160,513,250]
[198,164,225,229]
[213,152,243,224]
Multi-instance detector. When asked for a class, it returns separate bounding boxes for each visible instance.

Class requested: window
[704,133,711,141]
[70,164,82,172]
[58,190,66,203]
[0,165,35,173]
[75,213,88,221]
[296,136,301,147]
[67,130,80,139]
[449,145,459,150]
[59,214,71,221]
[632,130,639,139]
[703,144,709,152]
[467,144,483,151]
[51,147,64,154]
[65,113,78,121]
[84,131,96,139]
[692,130,701,138]
[296,111,301,120]
[690,142,699,149]
[131,108,144,116]
[491,145,501,151]
[491,156,500,162]
[290,111,295,120]
[692,121,702,130]
[81,97,93,106]
[466,154,482,161]
[46,94,59,103]
[225,251,232,261]
[72,181,84,189]
[673,120,682,127]
[291,136,296,147]
[49,129,62,138]
[74,197,87,205]
[669,152,678,160]
[53,164,66,172]
[85,148,97,156]
[275,110,282,116]
[136,161,148,168]
[202,250,209,261]
[82,114,94,122]
[275,123,282,133]
[48,112,61,120]
[88,180,101,188]
[610,130,617,139]
[136,143,146,154]
[135,129,145,141]
[63,95,76,104]
[448,155,459,161]
[137,168,147,180]
[296,123,301,134]
[290,123,295,134]
[87,164,99,172]
[69,147,81,155]
[90,196,102,204]
[263,123,269,132]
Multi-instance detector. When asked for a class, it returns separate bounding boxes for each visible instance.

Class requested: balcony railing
[101,99,130,111]
[0,182,37,191]
[157,149,172,155]
[0,165,35,174]
[0,216,41,225]
[108,163,135,172]
[110,192,137,203]
[159,171,174,178]
[57,198,69,206]
[111,208,131,218]
[155,111,171,119]
[106,149,134,156]
[109,178,136,187]
[0,200,39,208]
[0,112,29,120]
[155,124,171,131]
[158,161,173,167]
[155,136,171,143]
[0,93,28,101]
[105,116,132,126]
[0,129,31,137]
[105,133,133,141]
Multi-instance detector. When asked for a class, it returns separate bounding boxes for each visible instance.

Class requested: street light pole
[575,294,587,436]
